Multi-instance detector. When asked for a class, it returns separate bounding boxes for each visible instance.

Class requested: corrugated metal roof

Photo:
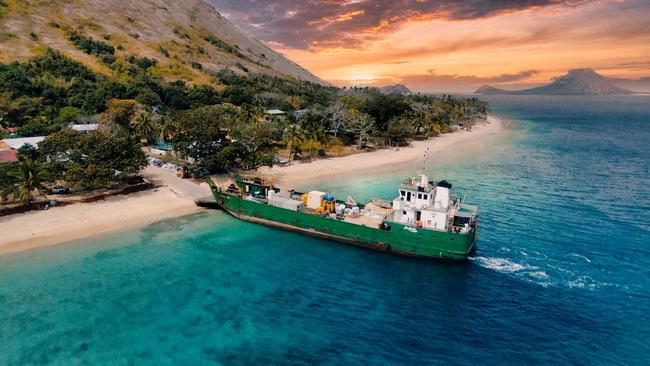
[2,136,46,150]
[70,124,99,132]
[0,149,18,163]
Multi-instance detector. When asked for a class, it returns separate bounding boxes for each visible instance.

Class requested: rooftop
[0,149,18,163]
[2,136,47,150]
[70,124,99,132]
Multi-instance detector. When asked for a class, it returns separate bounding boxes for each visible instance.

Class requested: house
[0,136,47,163]
[265,109,285,115]
[0,141,18,163]
[2,136,46,150]
[0,149,18,163]
[69,123,99,133]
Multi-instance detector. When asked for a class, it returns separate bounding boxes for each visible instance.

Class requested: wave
[471,255,615,291]
[568,253,592,263]
[470,256,532,273]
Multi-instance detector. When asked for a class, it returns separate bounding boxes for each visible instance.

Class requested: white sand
[0,188,202,256]
[0,115,504,256]
[258,115,504,189]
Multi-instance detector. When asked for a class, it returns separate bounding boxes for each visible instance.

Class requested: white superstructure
[389,174,456,231]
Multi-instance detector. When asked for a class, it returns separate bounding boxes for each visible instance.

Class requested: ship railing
[236,175,274,187]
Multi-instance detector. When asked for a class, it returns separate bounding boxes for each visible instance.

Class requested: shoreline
[0,115,506,257]
[257,115,505,190]
[0,188,203,257]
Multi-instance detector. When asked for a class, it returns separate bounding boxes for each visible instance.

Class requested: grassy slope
[0,0,327,86]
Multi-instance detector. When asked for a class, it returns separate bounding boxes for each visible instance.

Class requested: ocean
[1,95,649,365]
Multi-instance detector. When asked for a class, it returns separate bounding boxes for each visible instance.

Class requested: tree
[283,124,304,162]
[328,102,350,138]
[344,109,374,150]
[156,114,177,142]
[38,129,147,190]
[286,95,302,110]
[362,93,410,131]
[238,104,264,126]
[232,108,276,155]
[385,116,413,146]
[15,158,47,204]
[56,106,83,125]
[104,99,139,130]
[407,102,430,137]
[0,163,19,201]
[0,110,8,130]
[172,106,229,169]
[130,110,155,142]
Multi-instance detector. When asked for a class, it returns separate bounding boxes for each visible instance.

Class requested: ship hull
[213,190,477,260]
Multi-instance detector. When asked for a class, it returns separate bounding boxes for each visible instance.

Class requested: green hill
[0,0,327,85]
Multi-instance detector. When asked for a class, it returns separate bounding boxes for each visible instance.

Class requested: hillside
[476,69,632,95]
[379,84,411,95]
[0,0,327,85]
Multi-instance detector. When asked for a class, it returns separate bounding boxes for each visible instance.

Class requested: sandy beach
[0,115,504,256]
[258,115,504,189]
[0,166,211,257]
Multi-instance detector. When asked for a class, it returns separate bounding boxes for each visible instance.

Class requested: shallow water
[1,95,649,365]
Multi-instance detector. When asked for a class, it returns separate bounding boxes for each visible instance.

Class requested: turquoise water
[1,95,649,365]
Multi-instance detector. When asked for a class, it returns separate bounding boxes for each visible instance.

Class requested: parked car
[152,158,164,167]
[50,186,70,194]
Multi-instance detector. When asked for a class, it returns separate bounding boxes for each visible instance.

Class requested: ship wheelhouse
[389,174,477,233]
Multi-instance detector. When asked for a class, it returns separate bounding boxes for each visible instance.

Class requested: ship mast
[422,146,430,176]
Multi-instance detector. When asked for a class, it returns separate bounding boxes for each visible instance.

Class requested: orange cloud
[213,0,650,91]
[337,10,364,22]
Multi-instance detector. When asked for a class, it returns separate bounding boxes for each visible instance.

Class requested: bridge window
[423,194,428,200]
[400,190,405,197]
[417,193,422,199]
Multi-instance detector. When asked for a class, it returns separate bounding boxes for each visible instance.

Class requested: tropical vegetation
[1,43,489,204]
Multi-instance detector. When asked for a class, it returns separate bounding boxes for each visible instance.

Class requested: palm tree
[283,124,304,162]
[0,164,18,201]
[157,115,177,142]
[237,104,264,128]
[15,158,47,204]
[0,111,8,131]
[130,110,155,143]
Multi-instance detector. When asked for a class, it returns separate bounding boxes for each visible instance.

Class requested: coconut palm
[283,124,304,162]
[15,158,47,204]
[130,110,155,143]
[157,115,177,142]
[238,104,264,126]
[0,164,18,201]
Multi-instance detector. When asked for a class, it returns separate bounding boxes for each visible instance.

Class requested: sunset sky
[210,0,650,92]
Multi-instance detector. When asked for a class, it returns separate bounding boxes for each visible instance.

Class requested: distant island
[476,68,632,95]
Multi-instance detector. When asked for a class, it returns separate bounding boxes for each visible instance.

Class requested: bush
[68,32,115,64]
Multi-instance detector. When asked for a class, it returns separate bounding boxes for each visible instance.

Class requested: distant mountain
[0,0,327,85]
[475,85,509,95]
[476,69,632,95]
[379,84,411,95]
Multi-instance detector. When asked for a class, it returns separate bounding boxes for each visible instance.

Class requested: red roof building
[0,149,18,163]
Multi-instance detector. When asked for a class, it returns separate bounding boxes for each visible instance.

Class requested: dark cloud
[208,0,590,49]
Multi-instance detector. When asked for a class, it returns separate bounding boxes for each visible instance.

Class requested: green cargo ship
[209,174,479,260]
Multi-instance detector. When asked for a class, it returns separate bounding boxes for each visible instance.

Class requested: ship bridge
[391,174,459,231]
